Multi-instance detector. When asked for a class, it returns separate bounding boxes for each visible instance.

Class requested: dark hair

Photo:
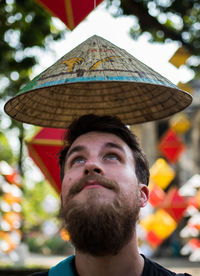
[59,114,149,185]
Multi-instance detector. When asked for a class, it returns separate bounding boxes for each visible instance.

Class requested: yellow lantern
[152,209,177,239]
[140,209,177,240]
[177,82,193,94]
[140,213,156,232]
[150,158,175,190]
[169,113,191,134]
[169,47,191,68]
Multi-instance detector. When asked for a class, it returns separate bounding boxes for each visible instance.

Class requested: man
[31,114,191,276]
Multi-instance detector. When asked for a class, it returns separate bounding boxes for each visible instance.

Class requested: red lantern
[146,230,163,247]
[159,129,186,163]
[36,0,104,30]
[26,127,66,192]
[160,188,188,222]
[149,184,165,207]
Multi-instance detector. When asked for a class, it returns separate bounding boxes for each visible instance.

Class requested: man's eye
[71,157,85,166]
[104,154,121,161]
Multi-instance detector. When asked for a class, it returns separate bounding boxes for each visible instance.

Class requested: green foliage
[107,0,200,73]
[27,234,71,255]
[22,179,71,255]
[22,178,59,230]
[0,131,14,163]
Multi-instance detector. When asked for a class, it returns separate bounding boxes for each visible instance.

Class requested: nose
[84,160,103,176]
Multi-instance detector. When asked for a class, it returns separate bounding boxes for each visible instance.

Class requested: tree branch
[120,0,194,53]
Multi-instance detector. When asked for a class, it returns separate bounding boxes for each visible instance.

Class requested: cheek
[116,169,138,196]
[61,174,73,199]
[117,167,137,185]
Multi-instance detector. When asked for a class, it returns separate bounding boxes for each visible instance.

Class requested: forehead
[69,131,133,155]
[71,131,123,145]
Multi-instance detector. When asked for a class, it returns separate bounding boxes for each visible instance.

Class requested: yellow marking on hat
[63,57,85,72]
[90,56,121,70]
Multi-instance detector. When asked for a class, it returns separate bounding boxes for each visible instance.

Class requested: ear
[139,184,149,208]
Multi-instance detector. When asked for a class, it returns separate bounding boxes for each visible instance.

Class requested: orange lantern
[60,228,70,241]
[0,161,22,187]
[196,189,200,207]
[3,193,22,205]
[189,238,200,249]
[188,196,199,209]
[0,231,17,253]
[3,212,22,230]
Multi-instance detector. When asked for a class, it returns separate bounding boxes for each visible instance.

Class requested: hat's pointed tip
[87,34,104,40]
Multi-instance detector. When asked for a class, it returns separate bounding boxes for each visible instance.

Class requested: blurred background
[0,0,200,275]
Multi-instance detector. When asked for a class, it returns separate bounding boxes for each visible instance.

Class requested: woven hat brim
[4,80,192,128]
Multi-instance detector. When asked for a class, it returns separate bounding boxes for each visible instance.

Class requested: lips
[82,180,105,190]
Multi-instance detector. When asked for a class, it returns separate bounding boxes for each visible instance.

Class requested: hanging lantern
[159,187,188,222]
[149,183,166,207]
[36,0,103,30]
[60,228,70,241]
[3,193,22,205]
[26,127,66,192]
[3,212,22,230]
[188,196,199,209]
[152,209,177,239]
[169,113,191,134]
[158,129,186,164]
[169,46,191,68]
[146,230,163,247]
[177,82,193,94]
[196,190,200,208]
[140,209,177,240]
[150,158,175,190]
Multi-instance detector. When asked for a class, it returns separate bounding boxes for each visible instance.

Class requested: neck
[75,234,144,276]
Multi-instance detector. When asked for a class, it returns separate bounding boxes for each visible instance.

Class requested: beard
[61,174,140,257]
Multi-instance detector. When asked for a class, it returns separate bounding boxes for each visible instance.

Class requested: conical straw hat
[4,35,192,128]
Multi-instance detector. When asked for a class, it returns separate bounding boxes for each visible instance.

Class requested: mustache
[67,174,120,199]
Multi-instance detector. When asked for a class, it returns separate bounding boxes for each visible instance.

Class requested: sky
[34,1,193,86]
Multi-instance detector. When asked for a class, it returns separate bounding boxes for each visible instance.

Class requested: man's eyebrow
[66,145,85,160]
[104,142,125,153]
[66,142,124,160]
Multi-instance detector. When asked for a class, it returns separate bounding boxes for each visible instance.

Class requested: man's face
[61,131,148,256]
[62,131,141,205]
